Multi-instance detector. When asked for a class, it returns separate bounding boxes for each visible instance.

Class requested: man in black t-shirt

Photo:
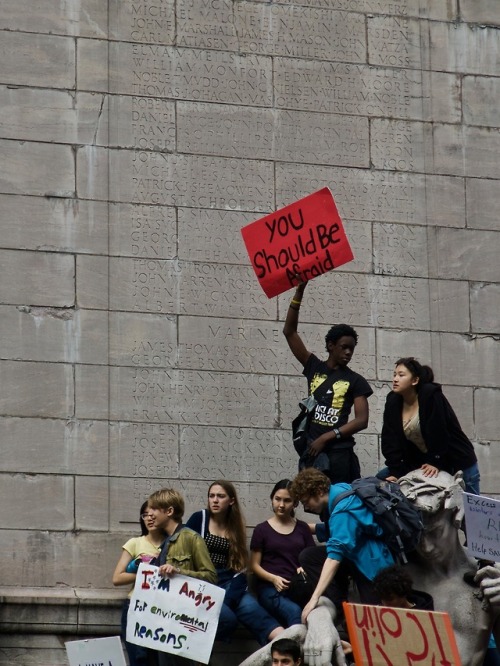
[283,280,372,483]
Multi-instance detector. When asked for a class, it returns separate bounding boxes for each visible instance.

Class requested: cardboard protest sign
[66,636,126,666]
[241,187,353,298]
[127,563,225,664]
[463,492,500,561]
[343,602,461,666]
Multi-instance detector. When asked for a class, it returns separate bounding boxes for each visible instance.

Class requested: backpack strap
[330,488,355,512]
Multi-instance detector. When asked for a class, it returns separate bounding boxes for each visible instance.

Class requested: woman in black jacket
[378,357,480,494]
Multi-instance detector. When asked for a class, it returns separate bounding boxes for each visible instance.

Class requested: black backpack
[330,476,423,564]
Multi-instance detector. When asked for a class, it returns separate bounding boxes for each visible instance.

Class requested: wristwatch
[333,428,341,440]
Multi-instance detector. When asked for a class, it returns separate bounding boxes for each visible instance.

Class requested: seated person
[372,564,434,610]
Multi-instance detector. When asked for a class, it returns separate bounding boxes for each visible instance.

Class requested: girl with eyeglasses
[112,500,165,666]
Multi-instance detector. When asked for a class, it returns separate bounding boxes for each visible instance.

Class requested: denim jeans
[257,583,302,627]
[121,599,152,666]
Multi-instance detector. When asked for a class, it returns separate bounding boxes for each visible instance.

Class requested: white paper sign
[66,636,126,666]
[463,492,500,561]
[127,562,224,664]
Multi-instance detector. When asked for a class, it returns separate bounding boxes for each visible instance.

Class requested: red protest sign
[343,602,461,666]
[240,188,353,298]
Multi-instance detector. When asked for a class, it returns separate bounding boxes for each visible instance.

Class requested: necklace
[146,534,163,549]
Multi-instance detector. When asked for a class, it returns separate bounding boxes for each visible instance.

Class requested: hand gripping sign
[127,563,225,664]
[241,187,354,298]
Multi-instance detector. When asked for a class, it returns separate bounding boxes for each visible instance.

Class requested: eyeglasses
[141,513,154,520]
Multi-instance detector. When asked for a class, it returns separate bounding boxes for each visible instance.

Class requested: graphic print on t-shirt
[310,376,350,427]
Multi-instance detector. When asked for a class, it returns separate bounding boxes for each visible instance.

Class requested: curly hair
[325,324,358,349]
[372,565,414,602]
[289,468,331,502]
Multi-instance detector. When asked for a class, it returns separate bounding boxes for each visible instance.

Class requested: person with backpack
[379,357,480,494]
[283,279,373,483]
[289,468,395,623]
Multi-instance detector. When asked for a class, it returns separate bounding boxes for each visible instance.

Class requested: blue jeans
[257,583,302,627]
[121,599,151,666]
[215,570,280,646]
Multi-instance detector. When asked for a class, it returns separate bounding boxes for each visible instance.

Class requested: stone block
[273,0,457,21]
[470,283,500,334]
[0,140,74,197]
[0,361,74,417]
[442,385,474,439]
[234,3,366,62]
[0,195,108,254]
[75,365,109,420]
[475,388,500,442]
[80,147,275,211]
[75,476,109,530]
[178,316,288,375]
[421,71,461,124]
[103,42,273,106]
[463,76,500,127]
[466,179,500,231]
[0,531,124,587]
[109,421,179,479]
[342,220,373,273]
[0,0,107,37]
[109,367,277,428]
[108,94,175,151]
[109,0,175,44]
[433,228,500,282]
[371,119,426,172]
[0,88,106,145]
[274,58,423,120]
[373,222,429,278]
[0,473,74,530]
[429,279,470,333]
[476,442,500,497]
[77,38,109,92]
[368,16,423,69]
[376,329,432,381]
[76,255,109,310]
[432,333,500,387]
[276,163,465,227]
[430,22,500,75]
[0,634,71,666]
[464,127,500,179]
[0,31,75,88]
[109,311,177,367]
[0,306,107,364]
[178,207,253,264]
[178,425,297,484]
[178,103,369,167]
[0,417,108,475]
[110,202,177,259]
[460,0,500,26]
[109,258,276,320]
[176,0,238,51]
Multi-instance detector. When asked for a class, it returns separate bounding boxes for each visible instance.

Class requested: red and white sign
[241,187,354,298]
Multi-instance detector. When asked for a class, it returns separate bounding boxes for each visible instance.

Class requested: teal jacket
[326,484,394,581]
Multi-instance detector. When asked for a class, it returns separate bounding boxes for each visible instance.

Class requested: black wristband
[333,428,341,440]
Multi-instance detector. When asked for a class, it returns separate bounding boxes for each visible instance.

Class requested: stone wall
[0,0,499,662]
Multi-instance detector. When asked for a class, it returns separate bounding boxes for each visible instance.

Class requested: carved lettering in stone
[368,16,421,69]
[129,422,178,478]
[277,164,423,224]
[274,59,421,120]
[178,318,287,374]
[235,5,365,62]
[180,426,296,482]
[178,208,251,264]
[374,223,428,278]
[110,203,176,259]
[177,0,237,51]
[131,96,175,151]
[128,0,175,44]
[371,119,422,172]
[112,43,272,106]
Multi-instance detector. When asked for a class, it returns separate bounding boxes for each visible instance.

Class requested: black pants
[325,447,361,484]
[299,546,381,610]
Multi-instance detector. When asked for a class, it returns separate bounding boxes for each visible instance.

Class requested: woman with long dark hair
[379,357,479,494]
[186,480,288,645]
[250,479,315,627]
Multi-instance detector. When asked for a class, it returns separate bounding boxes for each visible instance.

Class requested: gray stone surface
[1,1,499,661]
